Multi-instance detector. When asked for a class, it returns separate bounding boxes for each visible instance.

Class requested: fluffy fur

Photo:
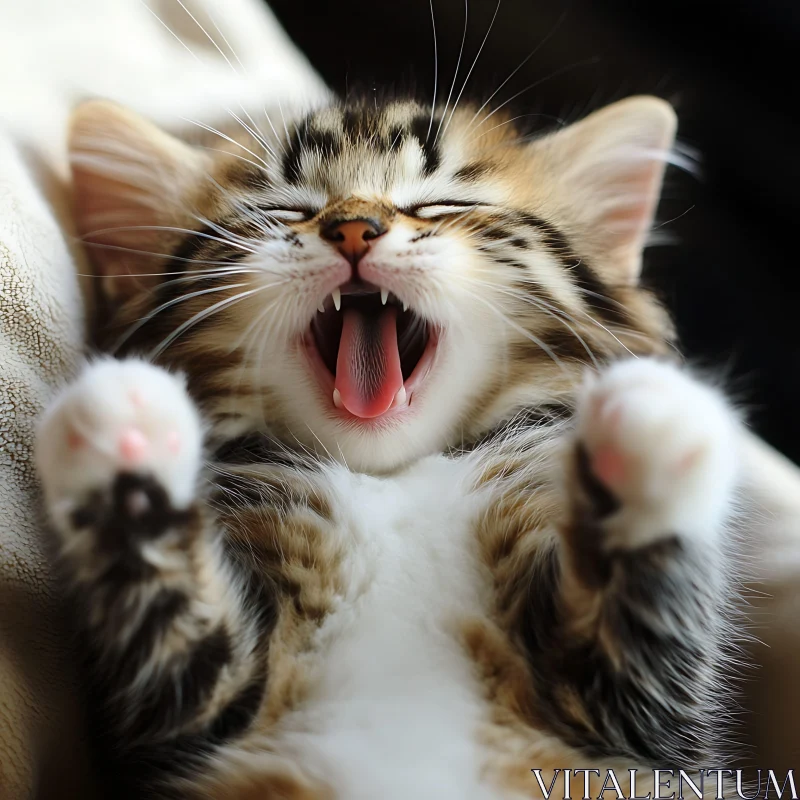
[36,94,743,799]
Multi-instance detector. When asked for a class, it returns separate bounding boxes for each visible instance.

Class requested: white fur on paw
[36,359,203,524]
[575,358,739,548]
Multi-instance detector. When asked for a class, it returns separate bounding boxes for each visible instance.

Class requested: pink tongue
[335,306,403,418]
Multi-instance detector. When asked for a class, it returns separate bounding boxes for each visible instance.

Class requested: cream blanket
[0,1,324,794]
[0,1,796,795]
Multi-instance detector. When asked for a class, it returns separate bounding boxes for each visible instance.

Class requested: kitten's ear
[69,101,211,299]
[532,96,677,283]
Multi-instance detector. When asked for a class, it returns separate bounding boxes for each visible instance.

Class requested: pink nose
[323,219,385,267]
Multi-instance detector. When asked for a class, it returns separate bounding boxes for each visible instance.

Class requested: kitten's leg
[36,360,269,792]
[527,359,740,765]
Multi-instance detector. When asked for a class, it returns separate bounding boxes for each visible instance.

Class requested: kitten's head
[72,95,676,472]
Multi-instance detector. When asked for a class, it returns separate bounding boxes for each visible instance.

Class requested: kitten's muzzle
[321,218,387,269]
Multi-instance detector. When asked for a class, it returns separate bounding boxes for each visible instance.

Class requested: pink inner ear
[71,160,185,301]
[72,163,163,282]
[605,158,664,243]
[537,97,676,282]
[574,152,667,285]
[69,101,210,297]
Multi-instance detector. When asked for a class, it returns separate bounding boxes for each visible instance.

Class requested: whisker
[225,108,278,161]
[228,292,289,407]
[190,210,284,254]
[477,57,601,130]
[196,145,274,176]
[77,240,257,268]
[251,300,293,429]
[149,285,269,359]
[111,281,251,353]
[439,0,503,142]
[275,100,291,151]
[205,4,247,73]
[173,0,238,74]
[434,0,468,146]
[424,205,485,238]
[304,423,338,465]
[165,4,281,167]
[180,117,272,171]
[469,276,602,368]
[76,267,255,280]
[459,271,601,367]
[426,0,439,140]
[455,284,567,374]
[653,204,696,229]
[258,104,288,157]
[465,9,568,132]
[188,213,265,248]
[231,292,288,355]
[527,291,636,357]
[199,40,291,164]
[80,224,258,253]
[574,285,635,313]
[224,202,278,238]
[469,261,660,356]
[155,269,260,290]
[148,2,284,181]
[473,112,566,141]
[138,0,203,64]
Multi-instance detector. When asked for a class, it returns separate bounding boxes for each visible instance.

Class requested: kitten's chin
[284,323,494,473]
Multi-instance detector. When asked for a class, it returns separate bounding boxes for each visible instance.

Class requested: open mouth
[304,281,437,420]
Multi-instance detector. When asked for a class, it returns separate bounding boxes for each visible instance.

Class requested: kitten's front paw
[36,359,203,529]
[573,359,738,547]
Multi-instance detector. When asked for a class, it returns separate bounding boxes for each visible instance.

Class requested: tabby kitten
[36,94,742,799]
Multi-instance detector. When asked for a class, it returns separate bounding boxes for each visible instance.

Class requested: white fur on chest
[275,455,507,800]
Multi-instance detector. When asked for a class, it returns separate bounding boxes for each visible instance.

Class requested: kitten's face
[72,97,675,472]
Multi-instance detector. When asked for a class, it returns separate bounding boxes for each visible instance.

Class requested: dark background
[271,0,800,464]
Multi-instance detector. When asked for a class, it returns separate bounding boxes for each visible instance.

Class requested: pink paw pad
[591,444,627,490]
[119,427,148,464]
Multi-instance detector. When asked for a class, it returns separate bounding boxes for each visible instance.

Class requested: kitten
[35,95,742,799]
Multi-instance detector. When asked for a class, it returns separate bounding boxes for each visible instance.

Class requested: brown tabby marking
[38,93,740,799]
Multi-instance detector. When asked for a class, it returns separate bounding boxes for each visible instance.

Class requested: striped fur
[36,95,745,798]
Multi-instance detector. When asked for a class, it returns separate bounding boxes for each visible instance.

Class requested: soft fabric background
[0,1,795,796]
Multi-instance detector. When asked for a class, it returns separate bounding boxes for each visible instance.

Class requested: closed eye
[406,201,485,219]
[257,206,317,223]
